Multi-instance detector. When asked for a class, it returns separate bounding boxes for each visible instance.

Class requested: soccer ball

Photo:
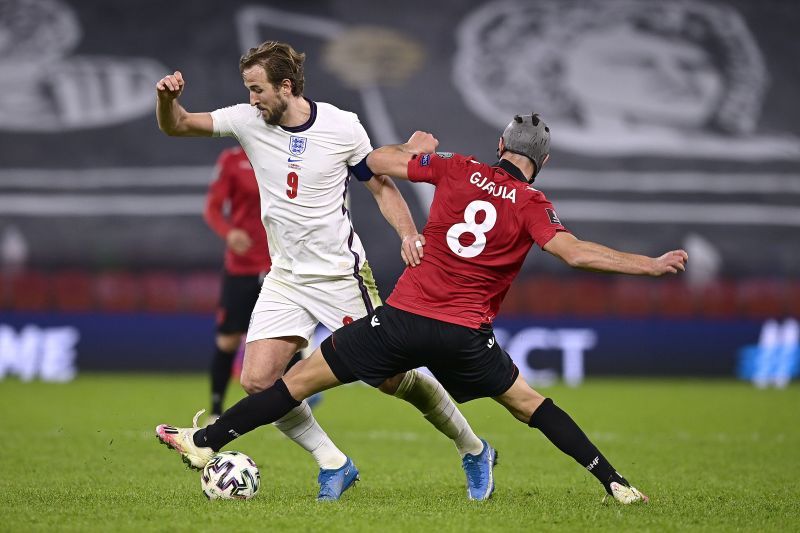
[201,451,260,500]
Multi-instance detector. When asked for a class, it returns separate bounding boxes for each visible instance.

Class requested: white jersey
[211,100,373,277]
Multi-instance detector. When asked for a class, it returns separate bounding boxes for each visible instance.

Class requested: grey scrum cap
[501,113,550,179]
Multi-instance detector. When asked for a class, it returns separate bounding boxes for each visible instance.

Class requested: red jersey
[204,147,270,276]
[387,153,568,329]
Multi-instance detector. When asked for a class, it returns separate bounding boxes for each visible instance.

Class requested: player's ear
[497,137,505,159]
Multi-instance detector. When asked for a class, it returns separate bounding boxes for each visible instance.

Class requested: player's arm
[202,183,232,239]
[203,155,233,238]
[543,232,688,276]
[365,131,439,179]
[203,154,252,255]
[156,70,214,137]
[363,175,425,267]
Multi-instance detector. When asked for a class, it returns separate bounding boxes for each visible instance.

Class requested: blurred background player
[155,41,489,500]
[203,147,269,424]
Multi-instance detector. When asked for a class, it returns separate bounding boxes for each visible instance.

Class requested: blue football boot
[462,439,498,500]
[317,457,359,501]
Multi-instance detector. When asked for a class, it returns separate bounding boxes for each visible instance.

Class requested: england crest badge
[289,136,307,156]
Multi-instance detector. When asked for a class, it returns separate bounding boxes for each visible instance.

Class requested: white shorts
[246,262,382,345]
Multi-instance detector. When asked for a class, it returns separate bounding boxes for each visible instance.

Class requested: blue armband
[349,157,374,181]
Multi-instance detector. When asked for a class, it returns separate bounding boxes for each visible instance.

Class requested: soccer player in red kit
[203,147,270,421]
[160,114,688,503]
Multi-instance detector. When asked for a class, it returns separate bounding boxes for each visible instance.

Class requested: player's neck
[281,96,312,128]
[500,153,535,182]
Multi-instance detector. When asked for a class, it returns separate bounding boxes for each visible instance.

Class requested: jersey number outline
[286,172,299,199]
[446,200,497,258]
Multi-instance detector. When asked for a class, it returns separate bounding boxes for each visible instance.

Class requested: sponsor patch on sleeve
[545,208,561,225]
[420,153,431,166]
[436,152,454,158]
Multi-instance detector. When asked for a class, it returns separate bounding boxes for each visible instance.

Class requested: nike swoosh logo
[288,157,303,162]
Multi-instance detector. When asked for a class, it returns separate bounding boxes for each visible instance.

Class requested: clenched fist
[650,250,689,276]
[405,131,439,155]
[156,70,185,101]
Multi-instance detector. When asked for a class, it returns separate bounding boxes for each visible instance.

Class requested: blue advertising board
[3,312,796,384]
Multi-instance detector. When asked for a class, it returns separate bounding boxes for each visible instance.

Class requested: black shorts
[216,272,264,334]
[320,304,519,403]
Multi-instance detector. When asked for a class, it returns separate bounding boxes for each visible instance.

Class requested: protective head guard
[500,113,550,180]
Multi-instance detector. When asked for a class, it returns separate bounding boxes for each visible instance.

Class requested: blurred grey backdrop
[0,0,798,287]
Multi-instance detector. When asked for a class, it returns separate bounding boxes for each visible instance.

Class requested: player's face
[242,66,289,126]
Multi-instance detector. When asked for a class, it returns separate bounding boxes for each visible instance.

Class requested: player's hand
[405,131,439,155]
[650,249,688,276]
[156,70,185,101]
[226,228,253,255]
[401,233,426,267]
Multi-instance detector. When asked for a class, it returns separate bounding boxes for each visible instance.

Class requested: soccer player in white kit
[154,41,493,500]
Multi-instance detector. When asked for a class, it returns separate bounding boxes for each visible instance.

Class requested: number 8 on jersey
[446,200,497,258]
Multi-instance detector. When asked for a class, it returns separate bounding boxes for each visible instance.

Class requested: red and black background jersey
[204,147,270,276]
[387,152,568,328]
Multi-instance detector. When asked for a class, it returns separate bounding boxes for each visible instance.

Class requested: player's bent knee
[240,372,279,395]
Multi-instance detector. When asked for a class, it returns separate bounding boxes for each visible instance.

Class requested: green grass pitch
[2,375,798,532]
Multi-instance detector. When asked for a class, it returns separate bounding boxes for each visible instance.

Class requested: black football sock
[529,398,625,493]
[194,379,301,451]
[210,346,237,415]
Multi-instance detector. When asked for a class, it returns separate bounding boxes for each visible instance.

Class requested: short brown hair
[240,41,306,96]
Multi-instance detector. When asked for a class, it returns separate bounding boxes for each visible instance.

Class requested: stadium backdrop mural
[0,0,798,379]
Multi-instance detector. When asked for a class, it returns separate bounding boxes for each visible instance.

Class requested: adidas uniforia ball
[201,451,260,500]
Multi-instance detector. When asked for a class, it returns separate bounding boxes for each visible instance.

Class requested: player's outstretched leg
[390,370,484,456]
[155,409,216,470]
[529,398,648,504]
[156,350,353,499]
[495,375,648,504]
[388,370,495,498]
[285,351,324,409]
